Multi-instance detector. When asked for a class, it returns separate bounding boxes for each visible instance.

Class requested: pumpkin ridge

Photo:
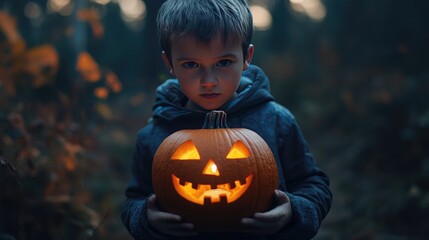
[233,129,259,211]
[235,128,278,210]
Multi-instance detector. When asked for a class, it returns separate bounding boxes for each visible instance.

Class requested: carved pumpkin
[152,111,278,232]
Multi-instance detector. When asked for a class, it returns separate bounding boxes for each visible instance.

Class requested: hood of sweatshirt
[152,65,274,122]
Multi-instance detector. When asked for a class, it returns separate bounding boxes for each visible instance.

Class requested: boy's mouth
[200,93,221,99]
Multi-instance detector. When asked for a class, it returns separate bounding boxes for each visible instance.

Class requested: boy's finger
[147,194,157,209]
[246,191,290,223]
[274,190,290,204]
[155,211,183,223]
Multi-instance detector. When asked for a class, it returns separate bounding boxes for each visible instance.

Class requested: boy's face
[162,35,254,110]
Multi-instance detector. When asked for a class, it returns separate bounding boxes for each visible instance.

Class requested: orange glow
[77,9,104,38]
[106,72,122,93]
[65,156,76,171]
[171,140,201,160]
[94,87,109,99]
[226,141,250,159]
[172,174,253,205]
[76,51,101,82]
[202,160,219,176]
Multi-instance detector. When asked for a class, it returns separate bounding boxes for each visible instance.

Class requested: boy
[121,0,332,239]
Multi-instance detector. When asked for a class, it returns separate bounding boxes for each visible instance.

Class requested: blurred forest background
[0,0,428,239]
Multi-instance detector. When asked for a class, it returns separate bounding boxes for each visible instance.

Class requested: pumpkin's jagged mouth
[172,174,253,205]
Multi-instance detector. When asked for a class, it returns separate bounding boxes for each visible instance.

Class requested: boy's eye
[216,59,232,67]
[182,62,198,68]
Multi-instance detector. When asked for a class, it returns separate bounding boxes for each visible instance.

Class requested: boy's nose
[200,73,217,87]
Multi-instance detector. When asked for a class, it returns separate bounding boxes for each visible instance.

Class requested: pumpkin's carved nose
[202,159,219,176]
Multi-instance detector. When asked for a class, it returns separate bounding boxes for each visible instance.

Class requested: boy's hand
[240,190,292,235]
[147,194,197,237]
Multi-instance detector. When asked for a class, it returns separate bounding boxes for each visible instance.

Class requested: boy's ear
[243,44,254,70]
[161,51,175,76]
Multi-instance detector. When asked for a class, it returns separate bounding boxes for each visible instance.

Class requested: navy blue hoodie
[122,65,332,239]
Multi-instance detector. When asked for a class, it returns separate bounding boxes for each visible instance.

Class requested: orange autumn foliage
[76,51,102,82]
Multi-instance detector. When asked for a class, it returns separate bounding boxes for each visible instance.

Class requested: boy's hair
[157,0,254,62]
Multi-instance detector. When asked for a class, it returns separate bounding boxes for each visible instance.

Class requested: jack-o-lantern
[152,111,278,232]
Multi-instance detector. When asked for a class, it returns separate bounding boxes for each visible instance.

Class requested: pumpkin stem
[202,110,229,129]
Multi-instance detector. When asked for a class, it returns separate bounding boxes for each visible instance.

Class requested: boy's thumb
[148,194,158,209]
[274,190,290,205]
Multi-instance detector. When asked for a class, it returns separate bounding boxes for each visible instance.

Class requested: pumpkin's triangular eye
[226,141,250,159]
[171,140,201,160]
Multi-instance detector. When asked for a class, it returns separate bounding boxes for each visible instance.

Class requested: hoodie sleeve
[272,108,332,239]
[121,127,170,240]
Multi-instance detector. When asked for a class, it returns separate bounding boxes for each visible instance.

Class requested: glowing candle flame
[211,163,217,173]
